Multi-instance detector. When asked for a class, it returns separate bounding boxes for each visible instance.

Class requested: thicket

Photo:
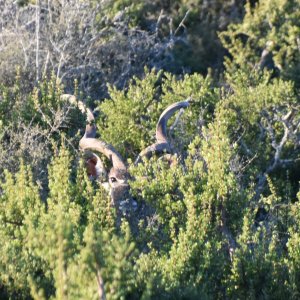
[0,0,299,299]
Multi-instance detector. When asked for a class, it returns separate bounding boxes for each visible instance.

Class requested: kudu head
[61,94,189,210]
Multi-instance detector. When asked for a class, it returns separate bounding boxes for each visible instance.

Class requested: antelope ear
[86,153,107,181]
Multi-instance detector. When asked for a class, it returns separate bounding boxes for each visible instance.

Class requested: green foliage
[217,70,299,196]
[96,0,145,27]
[226,177,292,299]
[0,163,45,298]
[130,104,249,298]
[286,191,300,298]
[98,68,217,160]
[104,0,245,73]
[1,65,299,299]
[98,69,162,159]
[169,0,245,74]
[0,147,138,299]
[0,2,300,298]
[0,73,84,181]
[220,0,300,84]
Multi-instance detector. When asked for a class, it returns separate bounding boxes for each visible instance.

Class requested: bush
[0,1,299,299]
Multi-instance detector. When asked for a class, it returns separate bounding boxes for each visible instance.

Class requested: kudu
[61,94,189,218]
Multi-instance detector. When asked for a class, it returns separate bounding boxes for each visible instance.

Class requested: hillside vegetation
[0,0,299,299]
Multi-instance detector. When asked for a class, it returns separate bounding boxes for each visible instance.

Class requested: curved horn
[156,101,190,143]
[61,94,96,138]
[79,138,127,172]
[61,94,127,172]
[135,100,189,164]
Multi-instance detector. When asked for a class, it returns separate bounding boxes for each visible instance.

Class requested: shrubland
[0,0,299,299]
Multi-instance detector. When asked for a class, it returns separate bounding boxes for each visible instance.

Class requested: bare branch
[254,106,300,199]
[35,0,40,82]
[220,204,237,262]
[174,10,190,36]
[96,269,106,300]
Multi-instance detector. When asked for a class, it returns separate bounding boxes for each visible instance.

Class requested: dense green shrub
[220,0,300,84]
[97,68,217,159]
[0,1,299,299]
